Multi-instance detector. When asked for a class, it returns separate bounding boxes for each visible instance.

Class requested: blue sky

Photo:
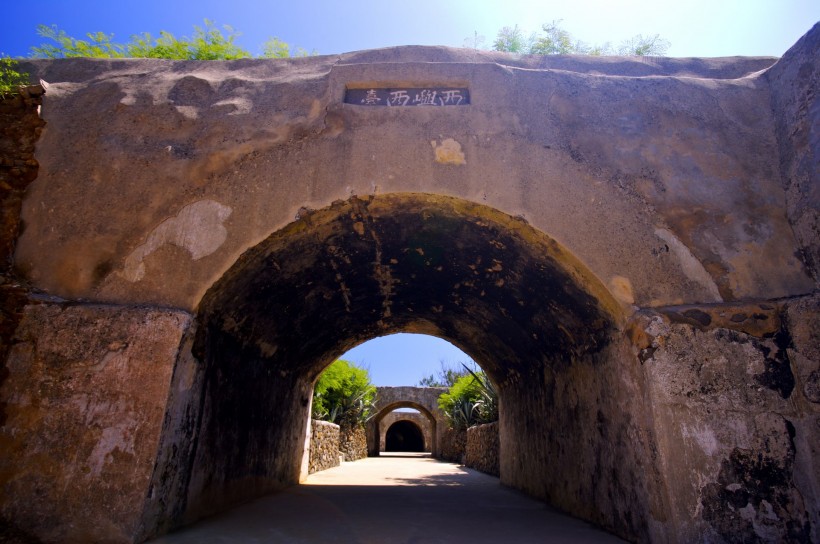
[3,1,817,385]
[2,0,818,58]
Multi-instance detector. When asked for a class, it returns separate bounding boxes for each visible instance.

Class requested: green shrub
[0,56,30,98]
[312,359,376,427]
[29,20,311,60]
[437,365,497,431]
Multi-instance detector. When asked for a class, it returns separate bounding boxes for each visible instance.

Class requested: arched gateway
[367,386,447,457]
[0,25,817,544]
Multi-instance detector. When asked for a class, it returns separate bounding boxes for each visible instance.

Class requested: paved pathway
[148,453,626,543]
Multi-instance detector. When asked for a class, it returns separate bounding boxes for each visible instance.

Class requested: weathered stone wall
[499,338,665,543]
[0,303,190,544]
[379,411,431,451]
[339,423,367,461]
[633,295,819,543]
[0,85,43,270]
[465,422,499,476]
[439,427,466,464]
[766,22,819,285]
[14,47,810,317]
[309,419,340,474]
[0,85,44,434]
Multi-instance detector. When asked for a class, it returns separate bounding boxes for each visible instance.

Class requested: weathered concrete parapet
[367,386,446,458]
[0,302,191,543]
[309,419,340,474]
[12,35,815,311]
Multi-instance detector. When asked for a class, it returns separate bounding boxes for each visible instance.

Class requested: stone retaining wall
[465,422,499,476]
[309,420,340,474]
[438,427,466,463]
[339,424,367,461]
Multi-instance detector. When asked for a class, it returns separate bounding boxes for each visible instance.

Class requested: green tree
[417,360,471,387]
[530,21,575,55]
[492,25,533,53]
[0,56,31,98]
[31,25,125,58]
[463,30,486,50]
[493,20,669,56]
[125,21,252,60]
[29,20,310,60]
[312,359,376,427]
[437,365,497,431]
[617,34,670,56]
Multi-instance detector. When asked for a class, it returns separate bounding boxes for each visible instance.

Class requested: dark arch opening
[146,193,635,541]
[385,420,425,452]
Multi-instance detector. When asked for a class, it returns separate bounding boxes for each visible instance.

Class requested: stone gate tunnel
[367,386,446,456]
[0,23,818,544]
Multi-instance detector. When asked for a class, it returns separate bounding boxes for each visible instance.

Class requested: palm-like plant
[438,364,498,430]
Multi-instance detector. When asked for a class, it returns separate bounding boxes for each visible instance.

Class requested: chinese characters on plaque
[345,87,470,107]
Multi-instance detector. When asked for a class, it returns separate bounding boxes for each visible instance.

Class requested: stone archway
[385,420,425,452]
[370,400,437,457]
[367,386,446,458]
[142,192,632,538]
[380,411,431,452]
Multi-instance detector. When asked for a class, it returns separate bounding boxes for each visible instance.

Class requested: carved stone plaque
[345,87,470,107]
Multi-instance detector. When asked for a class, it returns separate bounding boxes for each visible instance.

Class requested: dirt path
[148,453,626,543]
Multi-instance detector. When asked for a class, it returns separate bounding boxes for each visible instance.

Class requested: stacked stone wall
[0,85,45,428]
[465,422,499,476]
[309,420,340,474]
[438,427,466,463]
[339,424,367,461]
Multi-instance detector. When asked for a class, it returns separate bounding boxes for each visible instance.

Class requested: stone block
[0,303,191,543]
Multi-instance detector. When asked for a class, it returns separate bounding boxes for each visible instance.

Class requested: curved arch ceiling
[195,193,622,384]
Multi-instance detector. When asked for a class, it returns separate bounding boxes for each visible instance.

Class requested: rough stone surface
[339,423,367,461]
[379,411,432,452]
[0,86,44,269]
[785,291,820,405]
[500,337,665,543]
[0,86,45,433]
[309,420,340,474]
[634,297,818,543]
[13,44,812,309]
[465,422,499,477]
[439,427,467,464]
[766,23,820,285]
[0,303,190,544]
